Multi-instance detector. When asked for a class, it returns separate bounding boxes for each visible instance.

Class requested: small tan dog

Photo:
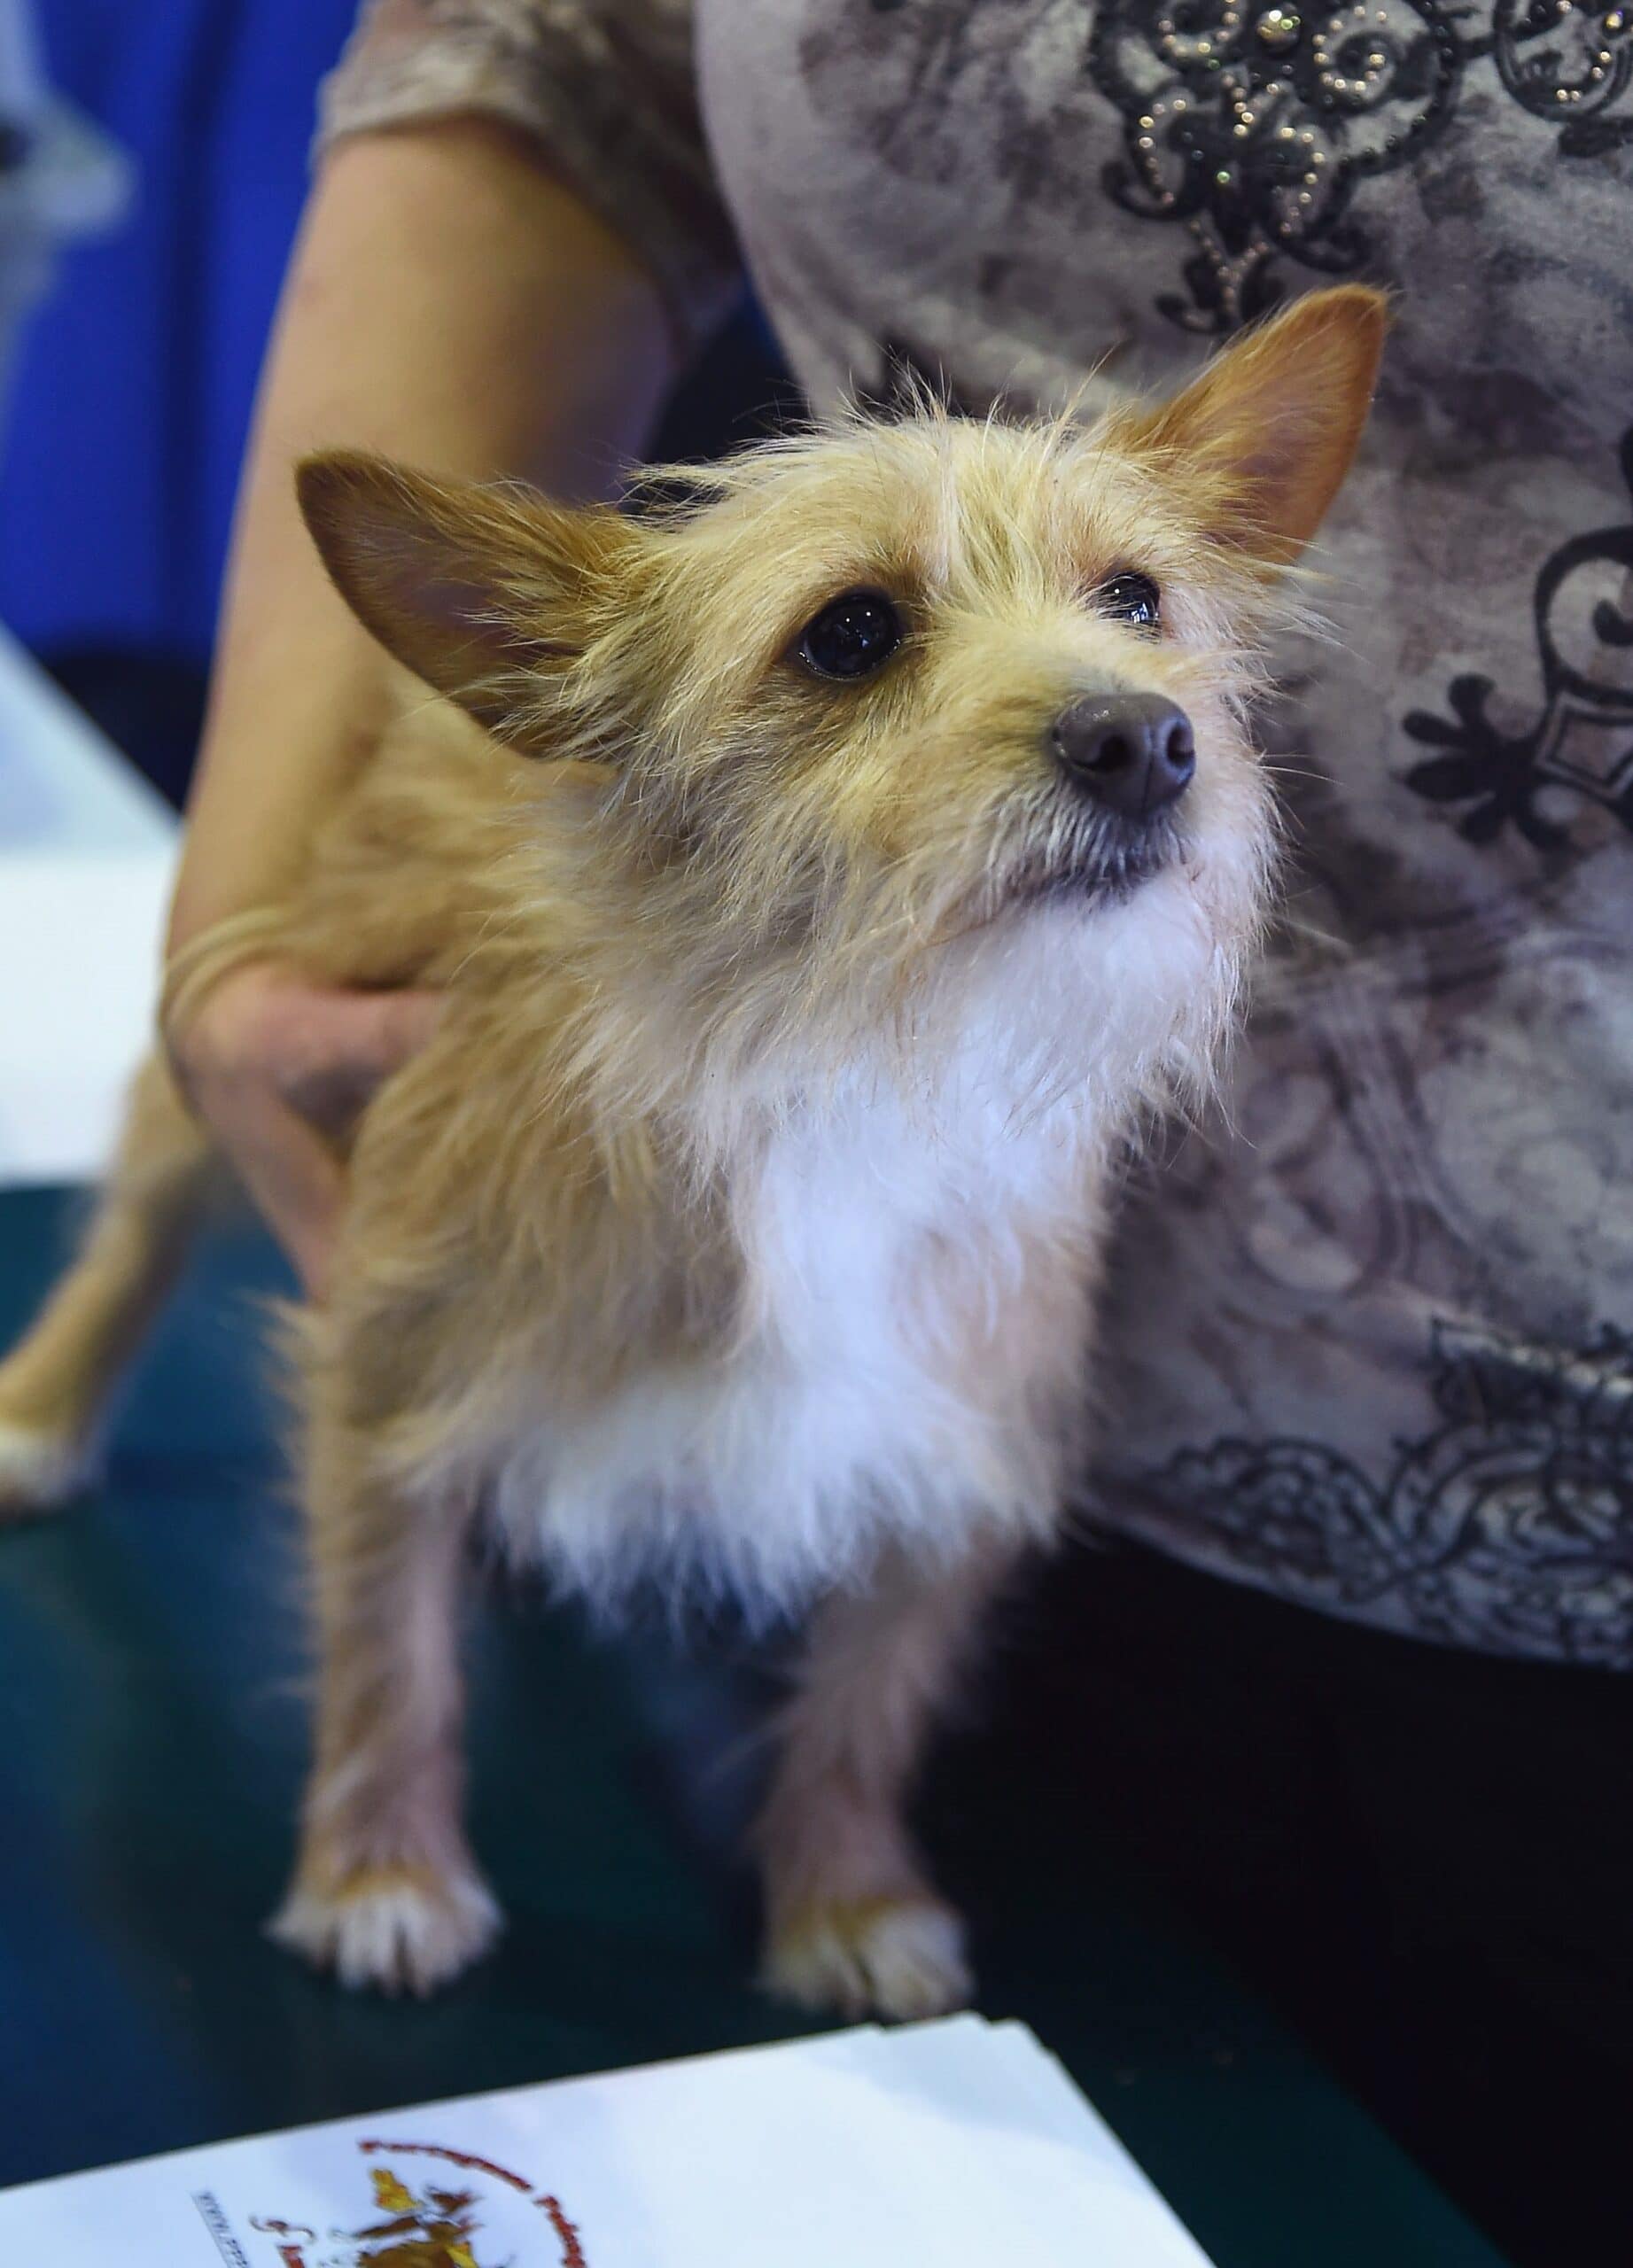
[0,286,1382,2016]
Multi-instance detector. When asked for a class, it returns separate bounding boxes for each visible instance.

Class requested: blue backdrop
[0,1,358,666]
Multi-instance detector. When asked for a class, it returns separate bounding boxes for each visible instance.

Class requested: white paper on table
[0,2016,1218,2265]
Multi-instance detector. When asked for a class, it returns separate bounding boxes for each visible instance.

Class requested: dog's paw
[268,1863,502,1997]
[763,1895,973,2023]
[0,1417,97,1519]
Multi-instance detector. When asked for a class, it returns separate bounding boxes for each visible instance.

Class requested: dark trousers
[976,1538,1632,2268]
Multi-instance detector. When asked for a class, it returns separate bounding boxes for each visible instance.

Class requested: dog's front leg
[756,1537,1018,2023]
[268,1428,499,1997]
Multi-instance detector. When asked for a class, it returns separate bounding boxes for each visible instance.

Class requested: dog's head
[300,286,1383,1124]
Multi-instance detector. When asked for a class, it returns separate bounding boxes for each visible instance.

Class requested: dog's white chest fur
[495,1038,1105,1615]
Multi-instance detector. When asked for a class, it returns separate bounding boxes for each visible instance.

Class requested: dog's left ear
[1127,284,1389,564]
[298,451,635,745]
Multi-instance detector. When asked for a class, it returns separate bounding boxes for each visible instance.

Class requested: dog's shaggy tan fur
[0,288,1383,2010]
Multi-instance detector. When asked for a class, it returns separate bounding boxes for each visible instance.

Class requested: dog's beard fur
[429,781,1256,1245]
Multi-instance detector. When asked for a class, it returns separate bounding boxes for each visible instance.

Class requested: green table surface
[0,1187,1511,2265]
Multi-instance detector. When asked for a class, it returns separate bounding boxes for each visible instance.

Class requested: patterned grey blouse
[324,0,1633,1666]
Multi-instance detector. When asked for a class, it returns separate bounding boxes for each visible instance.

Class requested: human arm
[163,118,678,1293]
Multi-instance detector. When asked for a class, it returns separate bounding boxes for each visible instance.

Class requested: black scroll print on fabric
[1490,0,1633,152]
[1085,0,1633,331]
[1156,1318,1633,1665]
[1399,423,1633,850]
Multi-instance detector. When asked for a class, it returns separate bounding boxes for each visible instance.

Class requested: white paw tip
[268,1867,503,1998]
[0,1418,97,1516]
[764,1896,974,2023]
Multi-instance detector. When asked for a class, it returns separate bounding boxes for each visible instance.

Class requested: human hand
[167,963,443,1301]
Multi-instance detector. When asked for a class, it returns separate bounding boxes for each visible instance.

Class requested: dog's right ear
[297,451,634,745]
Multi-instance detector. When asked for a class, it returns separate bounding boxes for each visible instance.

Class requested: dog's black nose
[1049,694,1195,819]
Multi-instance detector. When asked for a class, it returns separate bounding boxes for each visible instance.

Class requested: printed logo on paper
[193,2139,587,2268]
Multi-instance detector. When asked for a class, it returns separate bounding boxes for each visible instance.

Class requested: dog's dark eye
[1095,571,1162,632]
[796,588,903,681]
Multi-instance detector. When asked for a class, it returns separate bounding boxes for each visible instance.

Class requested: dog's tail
[0,1052,218,1516]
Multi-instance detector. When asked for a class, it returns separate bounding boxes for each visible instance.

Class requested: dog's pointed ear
[297,451,634,743]
[1127,284,1388,563]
